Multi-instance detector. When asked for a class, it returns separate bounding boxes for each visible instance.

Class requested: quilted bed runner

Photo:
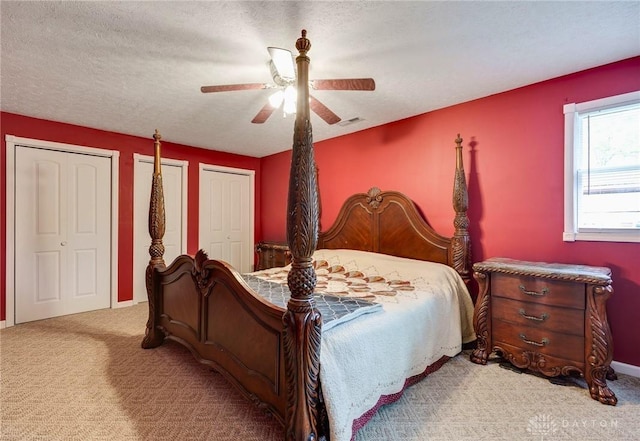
[241,273,382,331]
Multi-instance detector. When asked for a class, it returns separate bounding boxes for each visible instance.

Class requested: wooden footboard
[138,131,292,428]
[143,251,288,424]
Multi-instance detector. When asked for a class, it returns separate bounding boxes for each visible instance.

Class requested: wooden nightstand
[470,258,617,405]
[255,241,291,270]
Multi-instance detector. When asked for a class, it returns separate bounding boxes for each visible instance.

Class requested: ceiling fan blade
[268,47,295,80]
[251,102,278,124]
[201,83,268,93]
[311,78,376,91]
[309,95,341,125]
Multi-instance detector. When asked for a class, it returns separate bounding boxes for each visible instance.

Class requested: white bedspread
[311,249,475,441]
[250,248,475,441]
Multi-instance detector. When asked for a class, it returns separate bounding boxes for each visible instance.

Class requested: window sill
[563,231,640,243]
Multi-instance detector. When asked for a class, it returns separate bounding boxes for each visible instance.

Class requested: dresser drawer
[494,341,585,373]
[492,274,585,309]
[492,319,584,362]
[492,296,584,337]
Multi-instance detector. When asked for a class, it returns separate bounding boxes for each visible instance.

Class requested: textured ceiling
[1,1,639,158]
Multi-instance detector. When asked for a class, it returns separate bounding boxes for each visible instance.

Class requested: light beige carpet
[1,304,638,440]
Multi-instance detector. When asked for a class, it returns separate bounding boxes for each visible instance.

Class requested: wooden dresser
[255,241,291,270]
[470,258,617,405]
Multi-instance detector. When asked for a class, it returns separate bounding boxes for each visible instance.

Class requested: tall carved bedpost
[142,129,166,349]
[283,30,322,441]
[452,134,472,285]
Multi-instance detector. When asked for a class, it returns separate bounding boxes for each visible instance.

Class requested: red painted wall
[2,58,638,367]
[1,112,262,317]
[260,57,640,367]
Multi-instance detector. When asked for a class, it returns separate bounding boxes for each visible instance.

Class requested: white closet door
[15,146,111,323]
[199,168,253,273]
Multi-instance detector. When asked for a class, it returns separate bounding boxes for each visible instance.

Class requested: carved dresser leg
[470,270,491,365]
[585,284,617,405]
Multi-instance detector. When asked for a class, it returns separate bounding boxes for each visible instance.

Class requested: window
[563,91,640,243]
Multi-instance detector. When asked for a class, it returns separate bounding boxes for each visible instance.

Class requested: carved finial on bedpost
[296,29,311,55]
[295,30,311,120]
[142,130,167,349]
[153,129,162,174]
[284,30,322,441]
[452,134,471,285]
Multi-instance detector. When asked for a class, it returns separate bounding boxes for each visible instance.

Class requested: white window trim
[563,90,640,243]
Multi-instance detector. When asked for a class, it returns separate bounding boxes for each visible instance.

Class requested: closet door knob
[61,241,67,246]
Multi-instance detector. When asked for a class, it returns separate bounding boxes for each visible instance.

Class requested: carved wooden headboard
[318,186,470,284]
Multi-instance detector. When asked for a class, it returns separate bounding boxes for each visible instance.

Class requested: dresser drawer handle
[519,334,549,347]
[518,309,549,322]
[519,285,549,297]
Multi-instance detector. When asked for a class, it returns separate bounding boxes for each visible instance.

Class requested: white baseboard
[612,360,640,378]
[0,302,135,328]
[113,300,134,309]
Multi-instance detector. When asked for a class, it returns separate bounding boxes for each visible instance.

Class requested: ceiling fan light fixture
[202,38,374,124]
[269,90,284,108]
[283,85,297,115]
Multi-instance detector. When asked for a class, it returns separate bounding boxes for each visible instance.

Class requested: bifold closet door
[14,146,111,323]
[199,169,253,273]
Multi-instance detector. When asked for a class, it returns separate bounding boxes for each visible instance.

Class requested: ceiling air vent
[337,117,364,127]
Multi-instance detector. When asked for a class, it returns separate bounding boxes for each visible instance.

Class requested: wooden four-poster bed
[142,30,475,441]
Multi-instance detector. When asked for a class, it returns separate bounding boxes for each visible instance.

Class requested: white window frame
[563,90,640,243]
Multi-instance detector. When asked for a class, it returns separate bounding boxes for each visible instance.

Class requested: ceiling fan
[200,46,375,124]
